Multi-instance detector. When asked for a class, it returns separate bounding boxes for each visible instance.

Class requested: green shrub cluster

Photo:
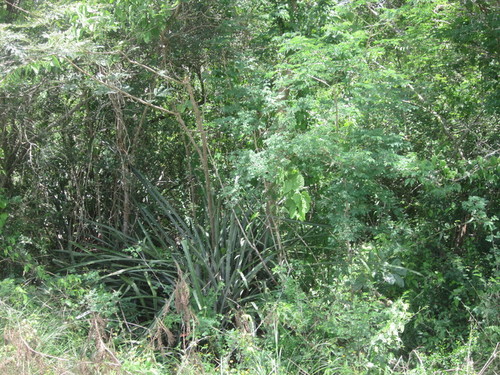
[1,268,497,374]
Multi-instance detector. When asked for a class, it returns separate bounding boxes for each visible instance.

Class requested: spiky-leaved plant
[61,170,277,327]
[136,170,277,316]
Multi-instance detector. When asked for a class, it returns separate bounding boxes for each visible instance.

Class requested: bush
[206,269,410,375]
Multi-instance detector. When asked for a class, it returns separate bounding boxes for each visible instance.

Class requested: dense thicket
[1,0,498,374]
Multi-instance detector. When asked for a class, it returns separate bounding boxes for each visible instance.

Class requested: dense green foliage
[1,0,498,373]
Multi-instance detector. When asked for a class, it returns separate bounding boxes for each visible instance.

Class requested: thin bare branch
[5,0,31,15]
[63,57,177,116]
[120,53,182,84]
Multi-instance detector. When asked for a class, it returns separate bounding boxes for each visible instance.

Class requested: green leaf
[50,55,61,69]
[0,213,8,229]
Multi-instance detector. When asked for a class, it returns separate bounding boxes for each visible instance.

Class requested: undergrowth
[0,271,497,375]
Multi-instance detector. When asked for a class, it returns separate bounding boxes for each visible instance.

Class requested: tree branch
[63,57,177,116]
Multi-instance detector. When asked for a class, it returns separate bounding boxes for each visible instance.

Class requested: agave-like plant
[136,170,277,316]
[59,170,277,325]
[58,221,177,318]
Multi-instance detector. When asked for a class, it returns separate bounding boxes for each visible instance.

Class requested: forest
[0,0,499,374]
